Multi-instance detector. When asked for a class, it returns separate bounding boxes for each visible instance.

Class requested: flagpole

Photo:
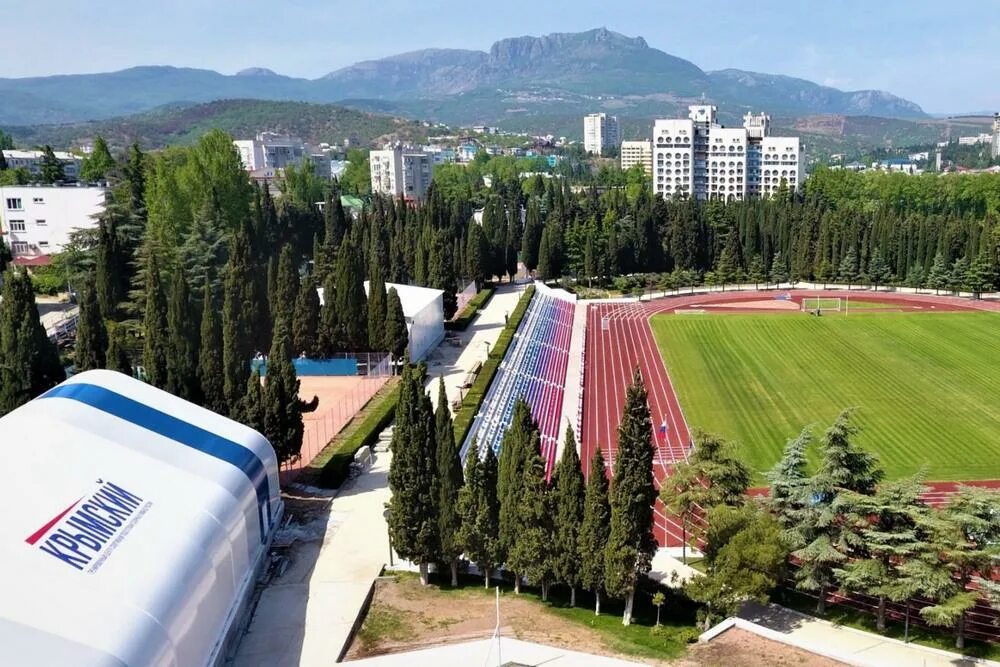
[495,586,502,667]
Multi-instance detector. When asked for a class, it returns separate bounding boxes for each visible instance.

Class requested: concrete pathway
[343,637,647,666]
[726,602,1000,667]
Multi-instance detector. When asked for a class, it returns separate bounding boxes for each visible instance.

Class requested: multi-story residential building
[652,105,802,201]
[0,185,105,264]
[583,113,619,155]
[369,145,432,201]
[233,132,307,171]
[958,134,993,146]
[2,150,82,182]
[992,113,1000,159]
[620,140,653,175]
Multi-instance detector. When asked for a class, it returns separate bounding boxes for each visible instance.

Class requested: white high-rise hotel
[583,113,620,155]
[652,105,802,201]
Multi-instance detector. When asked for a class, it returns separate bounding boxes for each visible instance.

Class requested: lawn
[651,311,1000,482]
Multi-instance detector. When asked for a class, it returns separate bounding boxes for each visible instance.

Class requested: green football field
[651,311,1000,483]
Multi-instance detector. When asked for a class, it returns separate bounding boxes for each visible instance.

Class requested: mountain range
[0,28,925,129]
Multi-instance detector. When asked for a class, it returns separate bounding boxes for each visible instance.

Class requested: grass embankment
[651,311,1000,482]
[298,378,400,488]
[354,571,698,662]
[452,286,535,446]
[778,590,1000,661]
[445,287,495,331]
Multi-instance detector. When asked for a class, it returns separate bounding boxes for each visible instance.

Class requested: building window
[8,220,26,232]
[5,198,22,211]
[11,241,28,254]
[32,197,44,204]
[38,241,49,248]
[35,219,46,226]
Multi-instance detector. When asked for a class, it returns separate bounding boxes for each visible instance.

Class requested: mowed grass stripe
[652,312,1000,482]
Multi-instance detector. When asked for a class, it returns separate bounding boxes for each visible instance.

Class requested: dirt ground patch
[681,627,845,667]
[344,575,842,666]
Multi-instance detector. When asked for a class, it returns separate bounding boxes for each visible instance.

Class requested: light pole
[382,507,393,567]
[483,341,491,358]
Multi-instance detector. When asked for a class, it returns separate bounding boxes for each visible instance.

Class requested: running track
[581,289,1000,547]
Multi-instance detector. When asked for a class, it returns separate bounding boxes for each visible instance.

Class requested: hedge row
[304,379,401,489]
[453,286,536,446]
[444,287,495,331]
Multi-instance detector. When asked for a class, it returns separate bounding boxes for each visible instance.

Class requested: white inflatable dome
[0,369,283,666]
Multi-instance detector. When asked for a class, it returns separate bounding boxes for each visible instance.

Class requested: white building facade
[233,132,308,171]
[652,105,802,201]
[2,150,82,182]
[992,113,1000,159]
[584,113,619,155]
[369,145,432,201]
[1,185,105,263]
[620,140,653,174]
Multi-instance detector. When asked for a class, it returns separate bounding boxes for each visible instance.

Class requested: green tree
[240,367,266,435]
[384,287,408,363]
[334,237,368,350]
[435,378,464,586]
[769,251,789,286]
[949,257,970,294]
[579,448,611,615]
[317,271,340,356]
[261,324,316,465]
[966,246,996,298]
[367,263,388,350]
[868,248,891,291]
[165,270,200,402]
[457,444,502,587]
[39,145,65,183]
[747,254,765,290]
[80,136,115,182]
[521,199,543,273]
[604,369,657,625]
[507,432,556,599]
[222,223,260,414]
[74,276,107,371]
[765,429,812,533]
[387,363,440,585]
[536,225,553,282]
[466,222,489,289]
[105,322,132,375]
[272,245,300,340]
[0,269,64,414]
[926,252,950,295]
[497,398,537,591]
[141,252,168,388]
[838,247,860,289]
[198,284,226,413]
[552,425,585,606]
[292,275,321,358]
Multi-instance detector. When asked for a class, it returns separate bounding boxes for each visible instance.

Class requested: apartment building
[233,132,308,171]
[583,113,619,155]
[993,113,1000,159]
[369,145,432,201]
[2,150,82,182]
[620,140,653,175]
[0,185,105,264]
[652,105,802,201]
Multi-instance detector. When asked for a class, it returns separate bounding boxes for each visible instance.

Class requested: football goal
[801,297,843,313]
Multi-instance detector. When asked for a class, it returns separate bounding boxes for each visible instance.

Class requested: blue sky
[3,0,998,112]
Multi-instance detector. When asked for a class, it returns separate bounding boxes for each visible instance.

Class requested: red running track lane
[582,289,1000,547]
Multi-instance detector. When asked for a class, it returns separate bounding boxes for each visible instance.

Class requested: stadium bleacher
[461,284,575,477]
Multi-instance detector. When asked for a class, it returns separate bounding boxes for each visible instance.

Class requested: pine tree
[387,363,440,585]
[199,284,226,413]
[435,378,464,586]
[966,246,996,298]
[0,269,64,414]
[367,263,388,351]
[507,433,556,599]
[604,368,657,626]
[105,322,132,375]
[141,252,168,388]
[292,275,321,357]
[926,252,950,294]
[765,429,812,531]
[165,270,200,402]
[552,425,585,606]
[74,276,107,371]
[80,136,115,182]
[457,444,501,587]
[334,237,368,350]
[769,251,789,286]
[39,145,65,183]
[384,287,408,363]
[868,248,891,291]
[579,448,611,615]
[498,398,537,591]
[950,256,970,293]
[838,247,860,289]
[747,254,766,290]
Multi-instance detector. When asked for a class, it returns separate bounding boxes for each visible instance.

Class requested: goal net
[801,297,842,313]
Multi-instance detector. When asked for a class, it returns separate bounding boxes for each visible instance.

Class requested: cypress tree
[105,322,132,375]
[428,230,459,319]
[74,276,107,371]
[553,425,585,606]
[334,237,368,350]
[466,222,488,289]
[39,145,65,183]
[537,225,553,282]
[261,323,316,464]
[80,136,115,182]
[604,368,657,626]
[0,269,64,414]
[579,448,611,615]
[387,363,440,585]
[497,398,537,592]
[292,275,320,357]
[273,244,300,339]
[367,263,388,351]
[166,270,200,402]
[435,377,464,586]
[521,199,543,273]
[241,367,266,434]
[384,287,408,363]
[507,432,556,599]
[317,271,339,356]
[199,284,226,414]
[141,253,168,388]
[94,211,127,321]
[222,223,258,414]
